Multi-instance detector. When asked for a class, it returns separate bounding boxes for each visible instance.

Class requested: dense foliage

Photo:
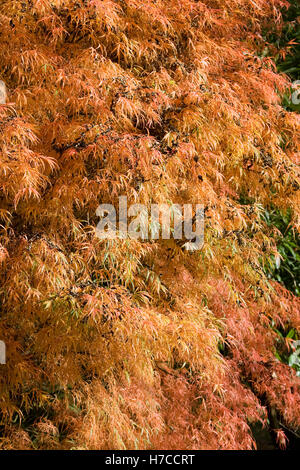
[0,0,299,450]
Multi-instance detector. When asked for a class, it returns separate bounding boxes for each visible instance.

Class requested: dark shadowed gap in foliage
[250,422,300,450]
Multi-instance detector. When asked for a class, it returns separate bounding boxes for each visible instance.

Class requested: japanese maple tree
[0,0,299,450]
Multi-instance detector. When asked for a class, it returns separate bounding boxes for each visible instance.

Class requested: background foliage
[261,0,300,398]
[266,0,300,111]
[263,208,299,296]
